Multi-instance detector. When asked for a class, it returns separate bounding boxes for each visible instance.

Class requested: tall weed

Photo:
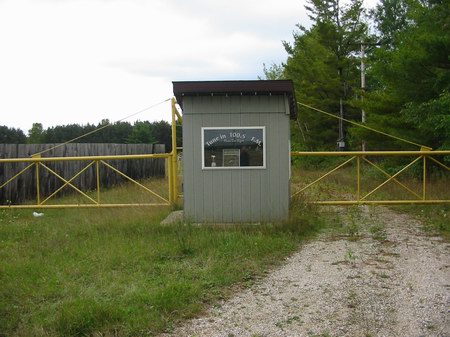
[0,190,329,337]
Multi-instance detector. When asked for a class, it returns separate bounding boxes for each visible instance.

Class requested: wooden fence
[0,143,165,204]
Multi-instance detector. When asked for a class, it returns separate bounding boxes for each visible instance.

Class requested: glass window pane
[203,127,265,169]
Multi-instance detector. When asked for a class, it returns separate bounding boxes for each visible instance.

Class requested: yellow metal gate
[2,98,449,208]
[0,99,182,209]
[291,150,450,205]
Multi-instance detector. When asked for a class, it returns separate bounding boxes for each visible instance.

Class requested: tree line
[0,120,181,152]
[263,0,449,152]
[2,0,448,154]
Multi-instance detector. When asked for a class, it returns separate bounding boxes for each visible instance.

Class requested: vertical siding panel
[280,113,291,220]
[259,113,271,222]
[221,96,235,115]
[221,170,232,222]
[202,170,214,221]
[241,95,254,113]
[239,170,251,222]
[215,113,231,222]
[197,96,215,114]
[239,110,253,222]
[183,97,195,221]
[240,112,259,222]
[276,95,285,113]
[212,174,223,223]
[278,114,287,220]
[201,113,214,222]
[230,96,242,222]
[251,115,262,222]
[181,91,291,223]
[229,112,242,222]
[250,171,261,222]
[192,112,204,221]
[258,95,270,113]
[183,97,193,220]
[268,113,282,220]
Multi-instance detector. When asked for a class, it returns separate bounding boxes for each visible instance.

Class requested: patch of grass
[292,165,449,240]
[378,272,390,279]
[308,332,331,337]
[345,207,362,240]
[275,314,301,330]
[43,177,170,206]
[397,204,450,240]
[345,247,357,263]
[0,189,328,336]
[369,223,387,242]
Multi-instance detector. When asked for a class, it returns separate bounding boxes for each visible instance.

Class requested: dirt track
[160,206,450,337]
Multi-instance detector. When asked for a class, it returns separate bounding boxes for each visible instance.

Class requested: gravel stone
[159,206,450,337]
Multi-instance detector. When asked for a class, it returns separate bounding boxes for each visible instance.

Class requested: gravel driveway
[160,206,450,337]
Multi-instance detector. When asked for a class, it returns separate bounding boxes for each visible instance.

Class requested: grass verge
[292,164,449,239]
[0,196,327,337]
[394,204,450,240]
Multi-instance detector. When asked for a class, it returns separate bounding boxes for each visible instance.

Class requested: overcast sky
[0,0,377,133]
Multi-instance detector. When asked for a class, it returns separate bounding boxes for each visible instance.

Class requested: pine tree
[284,0,368,150]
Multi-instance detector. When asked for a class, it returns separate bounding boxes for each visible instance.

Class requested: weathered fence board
[0,143,165,204]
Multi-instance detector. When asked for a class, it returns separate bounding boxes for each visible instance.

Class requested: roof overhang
[173,80,297,120]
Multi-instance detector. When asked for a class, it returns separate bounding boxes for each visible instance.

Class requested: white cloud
[0,0,309,132]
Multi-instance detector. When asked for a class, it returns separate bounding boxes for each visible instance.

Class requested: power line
[32,97,172,157]
[297,101,432,151]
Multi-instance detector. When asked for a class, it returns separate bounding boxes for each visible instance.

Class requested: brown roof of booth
[172,80,297,119]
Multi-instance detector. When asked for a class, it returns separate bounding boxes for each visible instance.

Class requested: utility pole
[359,41,382,150]
[361,42,366,151]
[338,98,345,151]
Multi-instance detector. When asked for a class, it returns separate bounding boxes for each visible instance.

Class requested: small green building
[173,80,297,223]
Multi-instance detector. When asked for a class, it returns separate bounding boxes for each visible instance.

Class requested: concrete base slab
[160,210,184,225]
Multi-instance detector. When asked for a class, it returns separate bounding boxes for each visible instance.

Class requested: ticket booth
[173,80,297,223]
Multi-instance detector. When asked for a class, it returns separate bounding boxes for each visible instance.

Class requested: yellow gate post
[357,155,361,201]
[31,153,42,205]
[96,160,101,204]
[423,155,427,200]
[36,162,41,205]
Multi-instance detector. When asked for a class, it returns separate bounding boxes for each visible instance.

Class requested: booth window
[202,127,266,169]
